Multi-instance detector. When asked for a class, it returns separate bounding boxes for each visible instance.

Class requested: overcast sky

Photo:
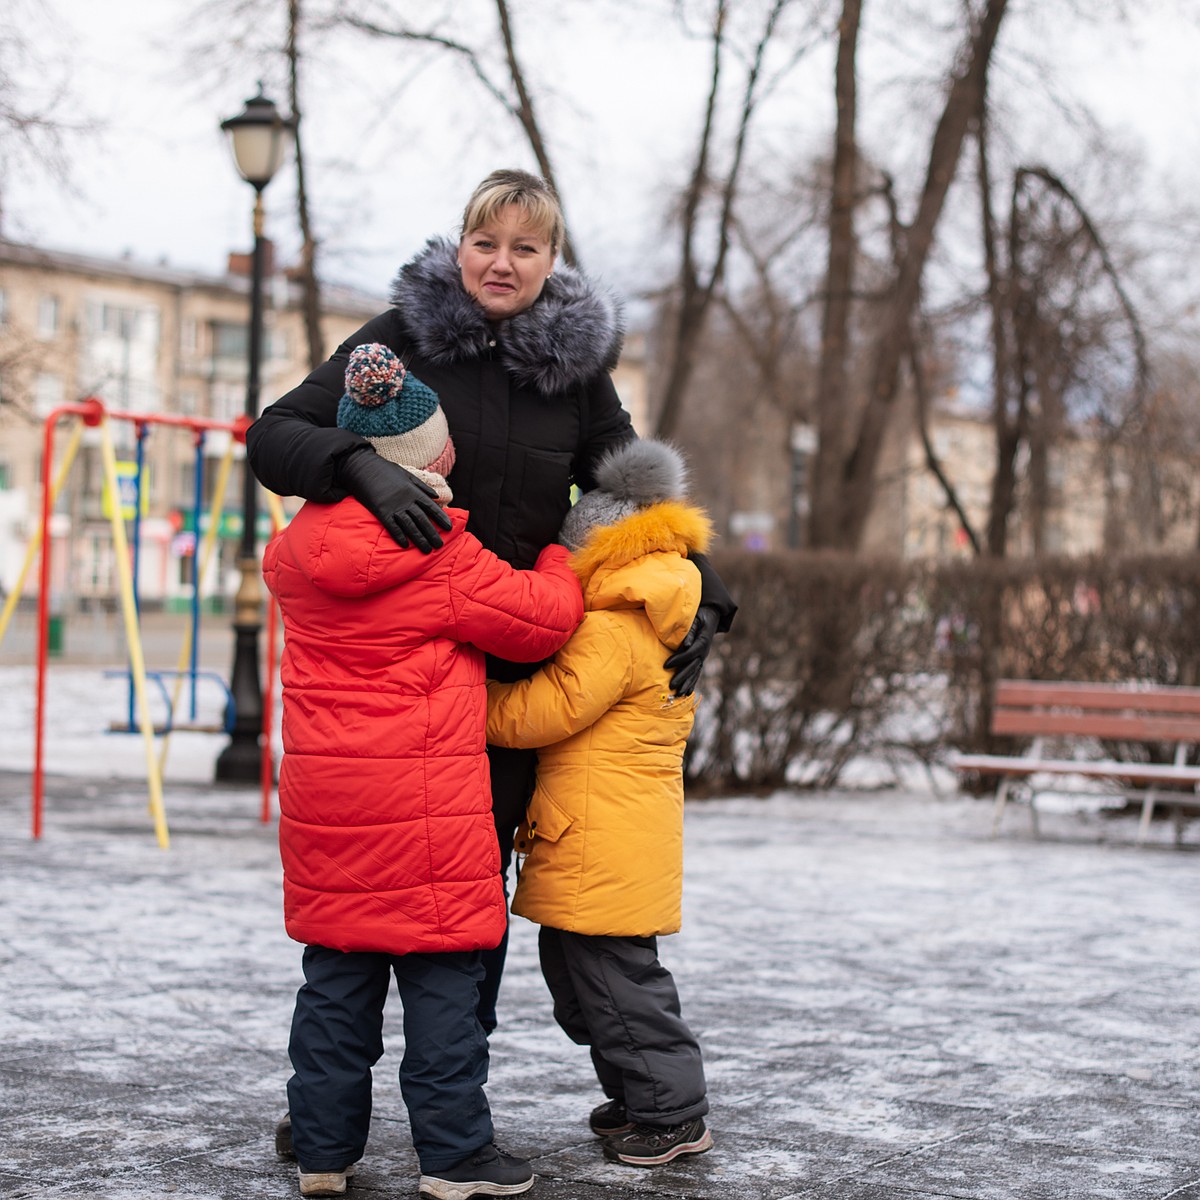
[6,1,1200,303]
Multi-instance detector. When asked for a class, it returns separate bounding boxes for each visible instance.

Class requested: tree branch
[909,323,982,555]
[493,0,576,265]
[339,15,517,116]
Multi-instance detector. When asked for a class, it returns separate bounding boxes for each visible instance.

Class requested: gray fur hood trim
[389,237,625,396]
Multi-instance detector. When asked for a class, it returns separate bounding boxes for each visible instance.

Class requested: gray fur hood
[389,237,625,396]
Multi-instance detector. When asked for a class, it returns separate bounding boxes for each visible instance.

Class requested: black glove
[336,447,453,553]
[664,605,720,697]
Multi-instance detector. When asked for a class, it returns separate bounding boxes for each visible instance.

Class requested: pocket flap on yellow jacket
[516,794,575,849]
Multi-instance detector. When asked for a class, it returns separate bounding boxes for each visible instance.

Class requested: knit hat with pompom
[559,439,688,551]
[337,343,456,504]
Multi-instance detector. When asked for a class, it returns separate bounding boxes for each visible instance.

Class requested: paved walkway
[1,771,1198,1199]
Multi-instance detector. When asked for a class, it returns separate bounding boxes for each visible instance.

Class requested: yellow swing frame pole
[0,421,85,653]
[97,416,170,849]
[157,439,236,777]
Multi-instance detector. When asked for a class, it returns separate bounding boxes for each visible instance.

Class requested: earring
[456,261,462,268]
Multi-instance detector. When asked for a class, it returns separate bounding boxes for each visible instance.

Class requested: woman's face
[458,204,557,320]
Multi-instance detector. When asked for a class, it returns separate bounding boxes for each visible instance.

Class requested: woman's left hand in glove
[663,605,720,697]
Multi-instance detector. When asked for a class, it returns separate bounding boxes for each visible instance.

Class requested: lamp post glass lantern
[222,86,293,190]
[214,86,294,784]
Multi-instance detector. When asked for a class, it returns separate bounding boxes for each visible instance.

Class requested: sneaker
[297,1162,357,1197]
[276,1112,295,1160]
[417,1143,535,1199]
[589,1098,634,1138]
[603,1116,713,1166]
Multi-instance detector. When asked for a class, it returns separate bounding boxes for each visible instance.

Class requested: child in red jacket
[262,344,583,1200]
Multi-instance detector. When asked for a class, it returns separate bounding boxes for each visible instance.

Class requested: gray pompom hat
[559,439,689,551]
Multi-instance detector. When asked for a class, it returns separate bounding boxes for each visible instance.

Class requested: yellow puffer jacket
[486,499,712,937]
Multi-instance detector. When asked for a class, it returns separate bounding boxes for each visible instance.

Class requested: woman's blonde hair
[461,169,565,254]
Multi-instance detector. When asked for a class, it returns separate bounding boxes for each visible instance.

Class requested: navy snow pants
[286,944,493,1173]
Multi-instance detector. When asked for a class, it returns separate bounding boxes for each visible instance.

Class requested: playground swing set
[0,396,288,850]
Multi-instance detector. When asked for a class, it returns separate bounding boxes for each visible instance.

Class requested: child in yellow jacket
[486,439,715,1167]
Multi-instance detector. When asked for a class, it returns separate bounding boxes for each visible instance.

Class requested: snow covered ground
[2,662,1200,1197]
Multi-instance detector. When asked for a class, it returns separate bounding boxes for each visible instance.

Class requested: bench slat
[992,710,1200,741]
[994,680,1200,714]
[951,754,1200,786]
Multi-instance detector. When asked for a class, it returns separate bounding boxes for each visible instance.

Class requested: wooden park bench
[951,679,1200,844]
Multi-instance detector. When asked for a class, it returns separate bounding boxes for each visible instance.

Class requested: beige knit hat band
[367,406,454,504]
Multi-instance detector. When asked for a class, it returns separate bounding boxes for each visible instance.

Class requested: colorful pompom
[344,342,406,407]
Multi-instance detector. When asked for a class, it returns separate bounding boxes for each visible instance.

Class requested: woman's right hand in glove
[336,447,453,553]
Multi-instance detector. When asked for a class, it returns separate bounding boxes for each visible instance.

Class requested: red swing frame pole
[34,398,106,839]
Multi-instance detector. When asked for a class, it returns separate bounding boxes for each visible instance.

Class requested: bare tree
[339,0,578,265]
[286,0,326,369]
[180,0,329,365]
[0,338,43,424]
[717,205,818,419]
[653,0,819,440]
[808,0,861,553]
[1137,352,1200,549]
[808,0,1010,550]
[974,163,1150,557]
[905,146,1153,563]
[0,0,90,237]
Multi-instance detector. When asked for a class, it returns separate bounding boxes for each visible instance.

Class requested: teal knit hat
[337,343,455,503]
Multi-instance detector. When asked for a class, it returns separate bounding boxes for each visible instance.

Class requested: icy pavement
[0,666,1199,1198]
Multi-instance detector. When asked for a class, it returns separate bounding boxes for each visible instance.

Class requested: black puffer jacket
[247,237,734,620]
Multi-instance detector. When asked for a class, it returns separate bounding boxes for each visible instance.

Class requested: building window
[91,302,138,338]
[83,301,162,351]
[0,288,7,327]
[180,317,198,356]
[34,372,64,416]
[211,381,243,423]
[37,295,60,338]
[0,461,10,490]
[178,386,200,416]
[212,321,249,362]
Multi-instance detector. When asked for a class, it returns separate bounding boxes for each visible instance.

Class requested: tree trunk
[815,0,1010,550]
[288,0,325,371]
[808,0,862,550]
[978,83,1021,559]
[655,1,727,441]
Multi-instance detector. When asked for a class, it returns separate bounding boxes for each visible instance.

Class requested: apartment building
[0,240,384,607]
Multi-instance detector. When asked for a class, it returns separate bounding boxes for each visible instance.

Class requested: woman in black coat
[248,169,735,1034]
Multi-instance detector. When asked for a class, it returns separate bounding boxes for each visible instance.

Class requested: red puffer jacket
[263,500,583,955]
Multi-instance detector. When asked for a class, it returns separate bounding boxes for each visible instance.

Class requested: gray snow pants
[538,926,708,1126]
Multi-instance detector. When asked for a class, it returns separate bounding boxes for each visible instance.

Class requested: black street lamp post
[214,85,295,783]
